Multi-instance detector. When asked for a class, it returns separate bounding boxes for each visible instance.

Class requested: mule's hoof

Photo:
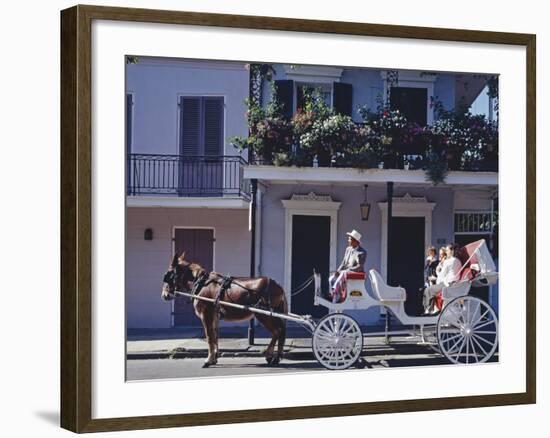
[265,356,274,365]
[202,362,210,368]
[270,356,280,366]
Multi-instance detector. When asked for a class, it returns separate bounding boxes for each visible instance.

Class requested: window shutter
[333,82,353,116]
[126,93,133,154]
[203,97,224,156]
[274,79,294,119]
[180,97,201,156]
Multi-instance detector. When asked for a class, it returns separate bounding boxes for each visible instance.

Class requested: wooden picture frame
[60,4,536,433]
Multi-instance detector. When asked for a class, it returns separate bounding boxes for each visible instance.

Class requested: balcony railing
[127,154,250,199]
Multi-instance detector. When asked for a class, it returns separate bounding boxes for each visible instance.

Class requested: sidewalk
[127,326,436,360]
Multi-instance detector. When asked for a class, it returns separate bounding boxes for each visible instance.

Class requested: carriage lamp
[360,185,371,221]
[144,228,153,241]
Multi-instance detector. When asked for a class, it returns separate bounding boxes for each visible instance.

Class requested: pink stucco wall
[126,207,251,328]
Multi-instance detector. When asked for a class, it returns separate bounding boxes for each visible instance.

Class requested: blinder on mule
[163,270,175,285]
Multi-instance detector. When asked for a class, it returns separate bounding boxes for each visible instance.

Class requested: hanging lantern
[360,184,371,221]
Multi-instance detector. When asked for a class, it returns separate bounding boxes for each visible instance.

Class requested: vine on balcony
[230,86,498,185]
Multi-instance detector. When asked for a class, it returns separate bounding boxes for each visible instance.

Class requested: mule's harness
[189,271,314,312]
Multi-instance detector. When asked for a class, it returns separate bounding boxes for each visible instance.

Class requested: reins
[189,271,314,297]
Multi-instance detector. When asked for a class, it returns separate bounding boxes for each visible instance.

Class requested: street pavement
[125,326,498,380]
[126,350,458,380]
[126,326,498,381]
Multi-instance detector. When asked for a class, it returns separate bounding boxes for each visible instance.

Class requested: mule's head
[161,252,197,301]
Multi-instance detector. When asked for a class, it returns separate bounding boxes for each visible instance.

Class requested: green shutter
[203,97,224,156]
[274,79,294,119]
[179,97,201,156]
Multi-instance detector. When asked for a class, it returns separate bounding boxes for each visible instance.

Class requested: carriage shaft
[174,290,316,331]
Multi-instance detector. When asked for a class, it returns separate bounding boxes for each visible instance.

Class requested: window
[179,96,224,156]
[296,83,331,111]
[454,210,498,257]
[454,211,497,234]
[381,71,436,125]
[390,87,428,126]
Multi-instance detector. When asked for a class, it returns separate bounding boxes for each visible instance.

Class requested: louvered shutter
[333,82,353,116]
[126,93,133,153]
[203,97,224,156]
[179,97,201,156]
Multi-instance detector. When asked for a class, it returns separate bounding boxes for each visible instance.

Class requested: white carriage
[310,239,499,370]
[175,239,499,371]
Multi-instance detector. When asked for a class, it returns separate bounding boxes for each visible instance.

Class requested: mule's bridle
[191,270,210,295]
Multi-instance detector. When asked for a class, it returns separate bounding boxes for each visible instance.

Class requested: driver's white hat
[346,229,362,243]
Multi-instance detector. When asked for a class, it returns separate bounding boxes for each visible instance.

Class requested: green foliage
[230,82,292,162]
[230,84,498,182]
[424,153,449,185]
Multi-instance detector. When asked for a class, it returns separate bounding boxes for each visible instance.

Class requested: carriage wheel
[437,296,498,365]
[312,313,363,370]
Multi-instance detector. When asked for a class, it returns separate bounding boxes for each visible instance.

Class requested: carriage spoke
[440,332,463,345]
[469,338,480,363]
[472,333,496,347]
[471,334,488,358]
[453,337,467,362]
[447,335,466,356]
[473,319,496,331]
[472,309,490,327]
[341,323,356,335]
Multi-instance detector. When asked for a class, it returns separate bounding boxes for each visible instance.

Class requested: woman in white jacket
[422,243,462,314]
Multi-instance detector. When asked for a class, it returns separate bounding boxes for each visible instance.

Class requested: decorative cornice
[290,192,334,202]
[282,65,344,83]
[394,193,428,203]
[378,193,436,212]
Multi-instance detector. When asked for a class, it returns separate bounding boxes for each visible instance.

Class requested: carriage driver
[329,230,367,303]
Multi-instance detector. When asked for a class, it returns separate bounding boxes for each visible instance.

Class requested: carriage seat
[368,269,406,302]
[345,271,366,280]
[438,265,478,306]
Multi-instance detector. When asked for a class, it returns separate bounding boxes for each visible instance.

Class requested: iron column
[248,178,258,345]
[385,181,394,344]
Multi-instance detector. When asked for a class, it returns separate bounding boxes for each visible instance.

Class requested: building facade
[126,58,498,329]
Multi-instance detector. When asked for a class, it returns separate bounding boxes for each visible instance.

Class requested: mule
[161,252,288,368]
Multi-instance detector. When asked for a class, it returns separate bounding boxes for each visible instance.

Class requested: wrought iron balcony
[127,154,250,199]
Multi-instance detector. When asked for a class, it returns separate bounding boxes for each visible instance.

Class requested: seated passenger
[422,243,461,315]
[329,230,366,303]
[424,246,439,287]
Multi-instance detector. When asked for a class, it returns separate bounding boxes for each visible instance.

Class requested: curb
[127,344,436,361]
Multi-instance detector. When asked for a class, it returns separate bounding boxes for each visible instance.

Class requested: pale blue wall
[259,183,455,325]
[126,58,249,156]
[434,73,456,114]
[263,64,459,122]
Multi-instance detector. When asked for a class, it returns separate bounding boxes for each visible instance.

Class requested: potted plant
[230,82,293,164]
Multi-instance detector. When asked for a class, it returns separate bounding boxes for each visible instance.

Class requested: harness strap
[214,275,234,311]
[191,271,209,295]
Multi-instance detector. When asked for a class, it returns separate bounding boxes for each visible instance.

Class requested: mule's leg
[255,315,281,365]
[212,311,220,363]
[273,320,286,365]
[200,308,218,368]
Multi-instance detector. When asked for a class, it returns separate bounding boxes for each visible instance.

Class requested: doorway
[172,228,214,326]
[291,215,330,318]
[388,217,426,316]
